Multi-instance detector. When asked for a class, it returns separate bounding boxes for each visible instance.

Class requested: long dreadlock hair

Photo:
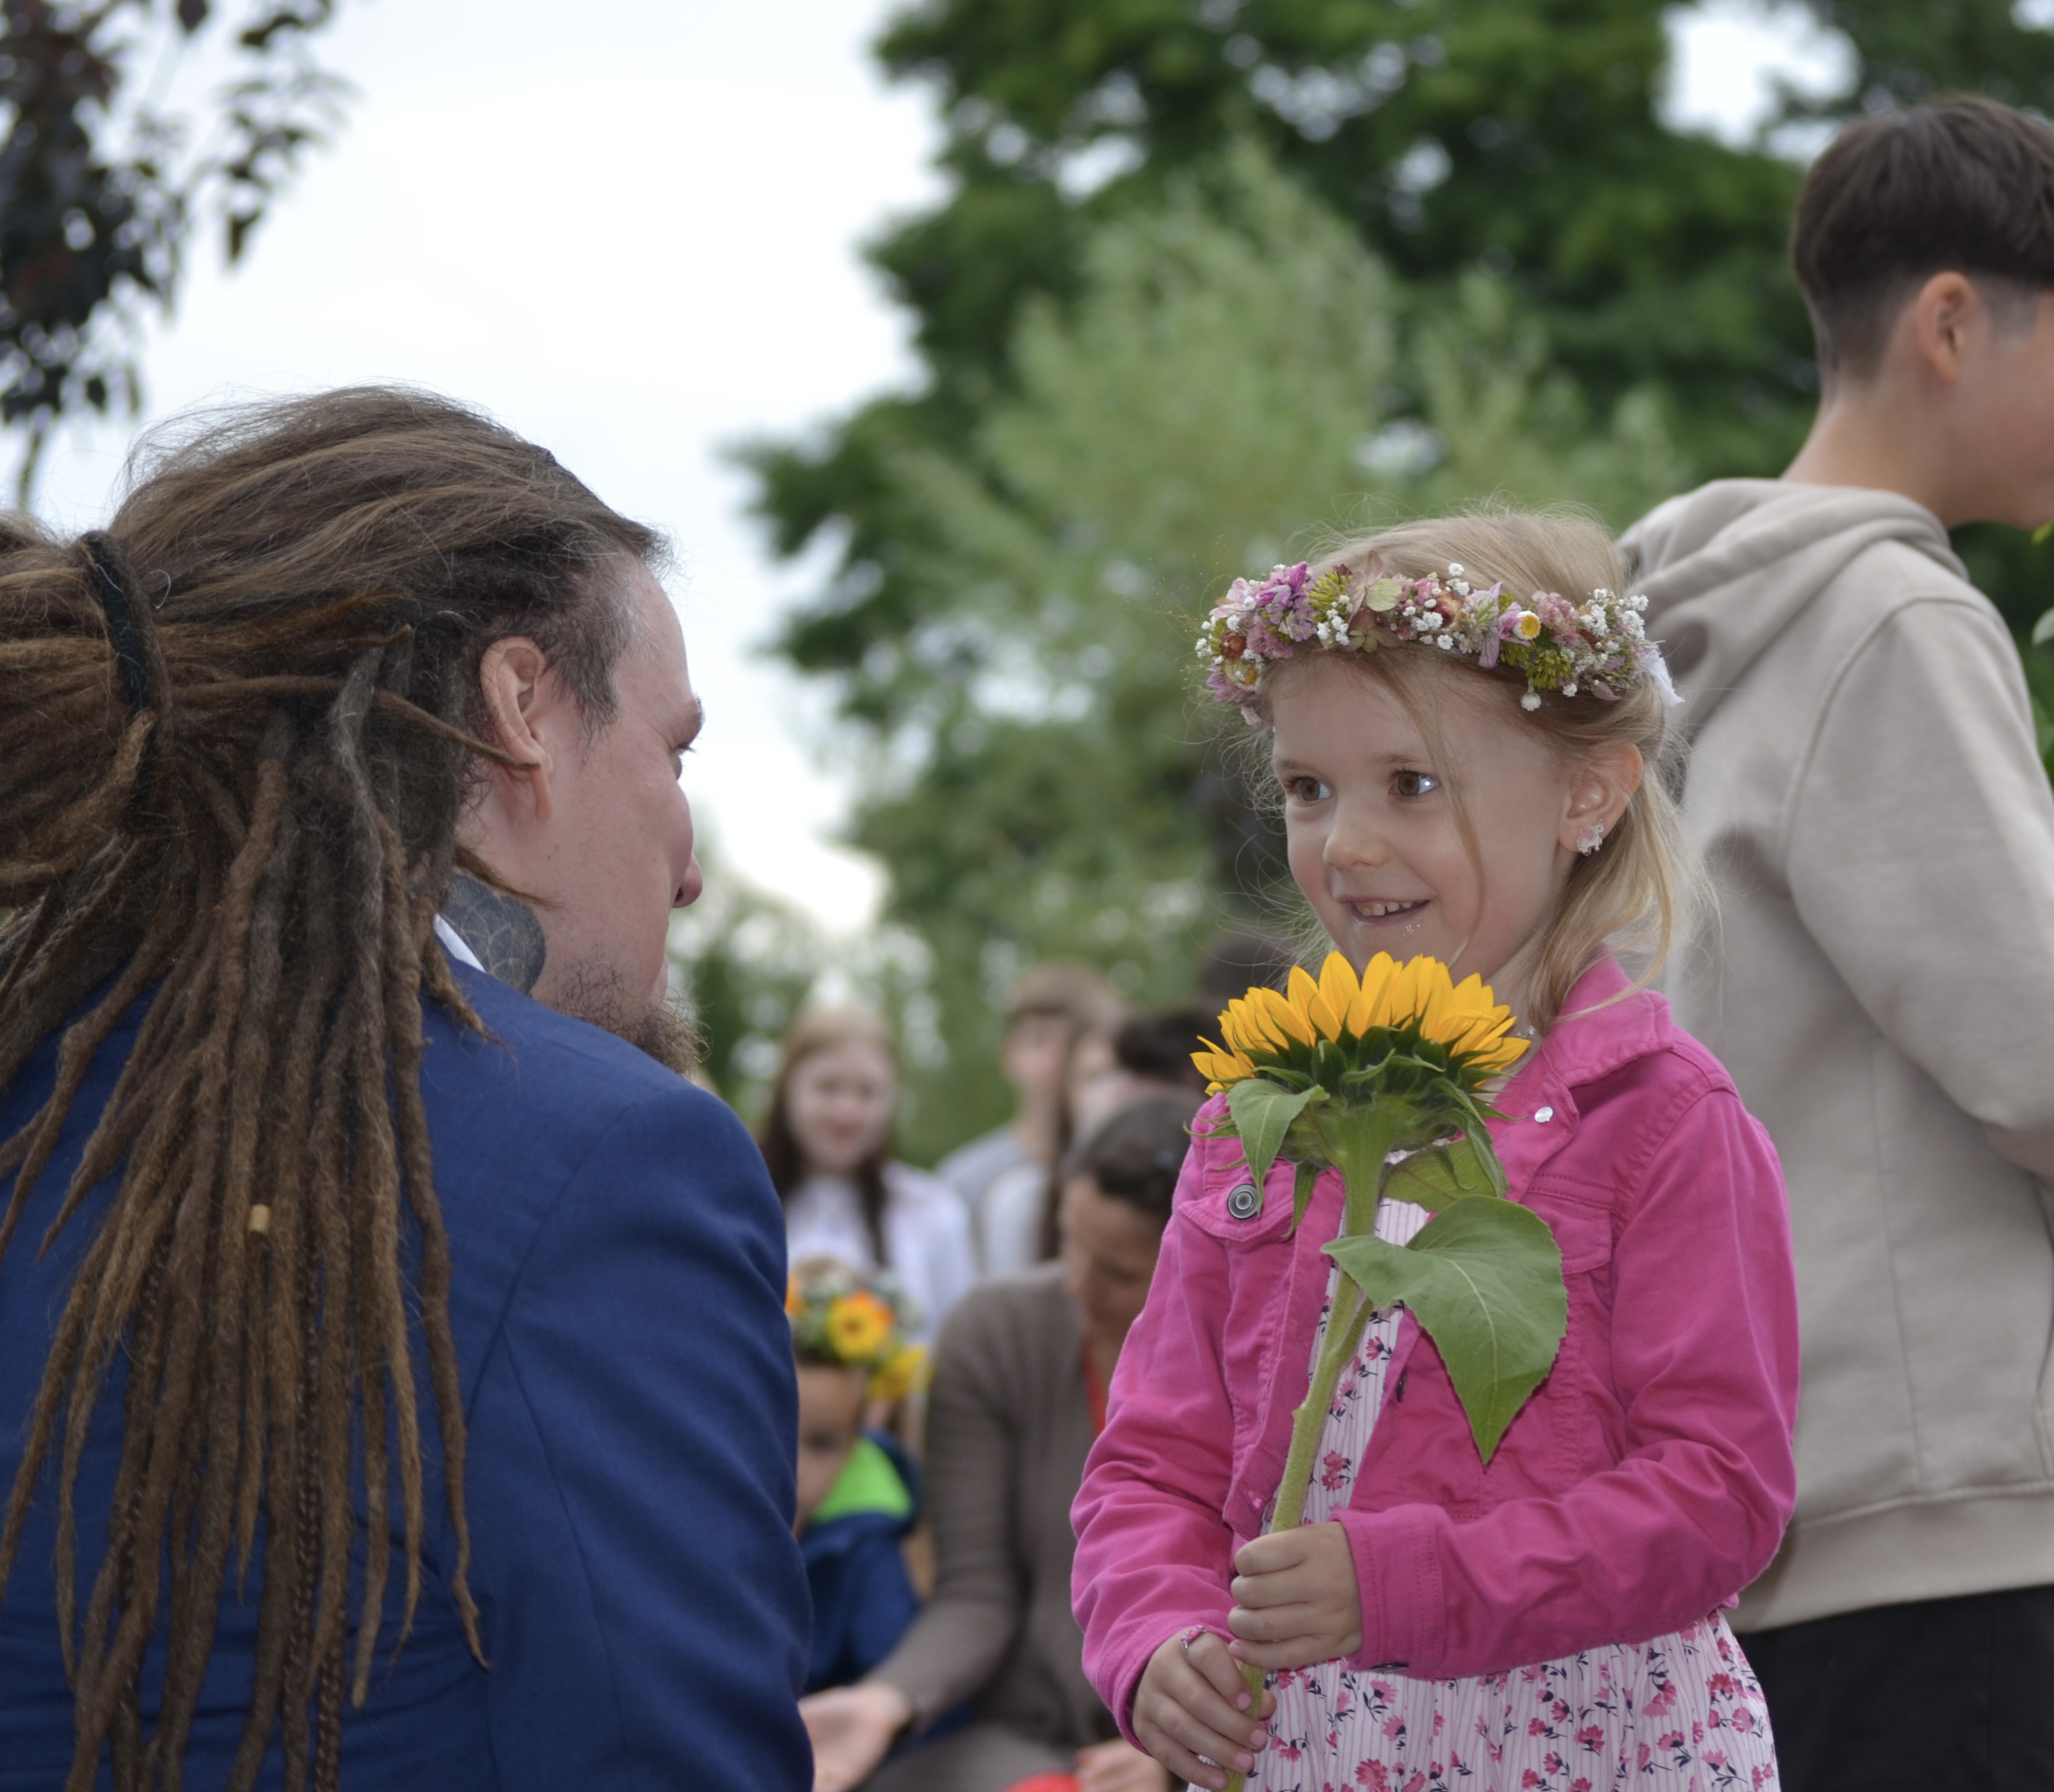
[0,386,660,1792]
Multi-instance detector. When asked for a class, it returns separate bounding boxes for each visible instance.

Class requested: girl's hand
[1132,1626,1273,1792]
[1226,1522,1363,1670]
[799,1680,913,1792]
[1074,1734,1174,1792]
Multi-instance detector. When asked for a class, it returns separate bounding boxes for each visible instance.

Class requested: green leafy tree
[741,0,2054,1148]
[837,148,1684,1145]
[748,0,2054,698]
[0,1,349,494]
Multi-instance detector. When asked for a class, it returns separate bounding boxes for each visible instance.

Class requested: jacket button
[1533,1105,1554,1123]
[1225,1181,1262,1220]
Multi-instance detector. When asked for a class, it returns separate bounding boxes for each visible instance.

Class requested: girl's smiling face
[1270,654,1637,1013]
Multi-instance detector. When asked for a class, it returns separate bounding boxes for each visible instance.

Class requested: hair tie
[80,531,153,719]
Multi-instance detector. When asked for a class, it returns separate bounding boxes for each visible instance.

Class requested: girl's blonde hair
[1245,508,1705,1032]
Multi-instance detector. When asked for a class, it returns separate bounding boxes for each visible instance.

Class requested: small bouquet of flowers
[1195,953,1570,1787]
[786,1258,929,1403]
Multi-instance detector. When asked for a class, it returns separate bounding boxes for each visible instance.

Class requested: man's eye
[1284,775,1330,803]
[1392,768,1440,800]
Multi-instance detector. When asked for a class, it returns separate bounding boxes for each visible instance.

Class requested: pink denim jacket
[1071,957,1800,1737]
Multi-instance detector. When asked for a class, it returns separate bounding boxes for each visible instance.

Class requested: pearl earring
[1576,822,1606,856]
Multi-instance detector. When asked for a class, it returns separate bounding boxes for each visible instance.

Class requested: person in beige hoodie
[1620,96,2054,1791]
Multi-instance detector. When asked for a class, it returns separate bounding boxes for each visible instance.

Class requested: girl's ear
[1557,742,1644,857]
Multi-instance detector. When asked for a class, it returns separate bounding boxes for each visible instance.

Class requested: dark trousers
[1739,1584,2054,1791]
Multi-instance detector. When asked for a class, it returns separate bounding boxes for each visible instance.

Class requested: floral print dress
[1244,1200,1779,1792]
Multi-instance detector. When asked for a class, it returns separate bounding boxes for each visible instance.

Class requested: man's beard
[550,956,704,1078]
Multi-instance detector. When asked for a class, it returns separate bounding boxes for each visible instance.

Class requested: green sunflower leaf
[1326,1195,1566,1463]
[1382,1133,1505,1209]
[1225,1078,1322,1190]
[1286,1158,1322,1237]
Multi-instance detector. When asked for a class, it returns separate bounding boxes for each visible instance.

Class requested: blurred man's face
[458,562,704,1063]
[533,566,704,1018]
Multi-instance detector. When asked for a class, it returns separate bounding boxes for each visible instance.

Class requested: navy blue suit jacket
[0,965,812,1790]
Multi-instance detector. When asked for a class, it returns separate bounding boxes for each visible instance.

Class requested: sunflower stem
[1222,1118,1404,1792]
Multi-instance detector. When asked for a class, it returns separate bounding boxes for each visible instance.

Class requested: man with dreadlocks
[0,388,812,1791]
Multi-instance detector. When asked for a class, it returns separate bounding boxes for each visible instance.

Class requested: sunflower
[868,1343,929,1403]
[1193,951,1525,1096]
[824,1292,894,1362]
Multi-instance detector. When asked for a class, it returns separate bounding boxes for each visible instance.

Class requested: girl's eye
[1392,768,1440,801]
[1283,774,1331,804]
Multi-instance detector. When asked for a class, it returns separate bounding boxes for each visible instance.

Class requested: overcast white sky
[26,0,1848,936]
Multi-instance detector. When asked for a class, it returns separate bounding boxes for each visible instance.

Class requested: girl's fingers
[1184,1629,1254,1705]
[1142,1701,1249,1792]
[1231,1631,1333,1671]
[1229,1599,1328,1643]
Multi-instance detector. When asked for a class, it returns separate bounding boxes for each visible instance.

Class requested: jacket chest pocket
[1181,1158,1319,1454]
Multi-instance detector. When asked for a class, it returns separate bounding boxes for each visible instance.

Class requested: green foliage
[740,0,2054,1153]
[836,148,1685,1142]
[1327,1192,1567,1462]
[0,1,350,495]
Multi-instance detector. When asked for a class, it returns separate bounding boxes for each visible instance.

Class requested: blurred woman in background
[761,1008,975,1345]
[799,1093,1197,1792]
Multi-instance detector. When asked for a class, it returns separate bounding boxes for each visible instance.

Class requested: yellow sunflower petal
[1223,1000,1277,1057]
[1288,965,1344,1042]
[1221,998,1273,1055]
[1317,953,1360,1031]
[1385,956,1431,1027]
[1254,984,1317,1048]
[1345,952,1399,1035]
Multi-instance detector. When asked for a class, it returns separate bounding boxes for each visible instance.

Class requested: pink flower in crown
[1243,618,1290,660]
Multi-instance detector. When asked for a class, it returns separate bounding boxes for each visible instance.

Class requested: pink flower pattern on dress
[1244,1267,1779,1792]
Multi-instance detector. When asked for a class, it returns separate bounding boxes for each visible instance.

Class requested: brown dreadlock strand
[0,387,660,1792]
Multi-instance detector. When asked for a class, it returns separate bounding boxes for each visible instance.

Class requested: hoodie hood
[1620,479,1965,734]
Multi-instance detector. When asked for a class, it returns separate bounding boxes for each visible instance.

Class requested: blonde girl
[1071,512,1800,1792]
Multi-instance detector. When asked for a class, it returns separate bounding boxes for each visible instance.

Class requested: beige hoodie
[1622,479,2054,1632]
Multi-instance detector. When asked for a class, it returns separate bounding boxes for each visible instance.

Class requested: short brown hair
[1792,95,2054,381]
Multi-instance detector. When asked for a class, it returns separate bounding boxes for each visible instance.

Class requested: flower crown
[787,1258,929,1402]
[1197,553,1680,718]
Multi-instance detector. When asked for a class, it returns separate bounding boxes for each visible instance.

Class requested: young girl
[1071,512,1800,1792]
[762,1007,976,1346]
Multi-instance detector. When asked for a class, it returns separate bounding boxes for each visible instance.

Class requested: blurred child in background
[802,1097,1198,1792]
[980,1008,1211,1279]
[763,1008,976,1345]
[791,1259,931,1698]
[937,963,1119,1250]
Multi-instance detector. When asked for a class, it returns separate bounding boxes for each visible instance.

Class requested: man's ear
[1558,743,1644,856]
[474,636,556,821]
[1906,271,1981,385]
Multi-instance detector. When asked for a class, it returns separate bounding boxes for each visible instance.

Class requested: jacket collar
[1490,956,1670,1151]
